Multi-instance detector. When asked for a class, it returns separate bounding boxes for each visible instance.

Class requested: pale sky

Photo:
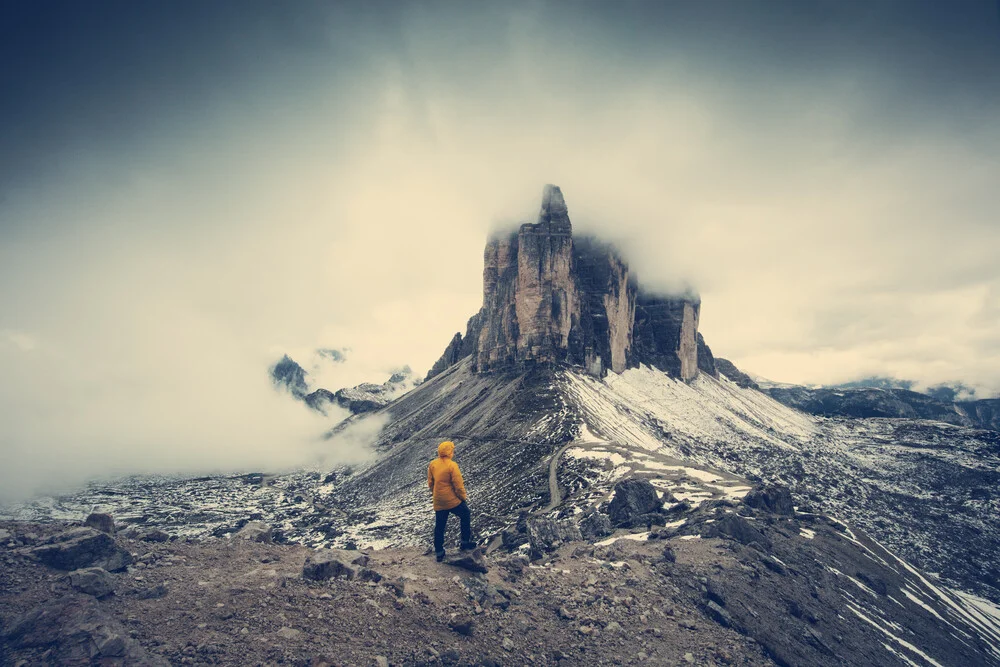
[2,1,999,499]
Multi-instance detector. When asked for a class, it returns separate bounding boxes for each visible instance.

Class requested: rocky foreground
[3,485,999,667]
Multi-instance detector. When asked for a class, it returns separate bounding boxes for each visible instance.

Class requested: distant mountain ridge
[734,369,1000,431]
[269,353,419,416]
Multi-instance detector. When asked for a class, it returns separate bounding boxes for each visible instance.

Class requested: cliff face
[427,185,712,381]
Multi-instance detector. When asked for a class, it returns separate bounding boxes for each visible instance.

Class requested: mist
[2,1,999,502]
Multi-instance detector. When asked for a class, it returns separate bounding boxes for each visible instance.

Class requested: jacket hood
[437,441,455,459]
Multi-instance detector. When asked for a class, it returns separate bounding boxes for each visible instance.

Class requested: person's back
[427,441,473,561]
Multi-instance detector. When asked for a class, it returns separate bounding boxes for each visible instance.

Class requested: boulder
[84,513,116,535]
[141,529,171,543]
[235,521,273,543]
[444,548,489,573]
[608,478,662,527]
[30,527,133,572]
[67,567,114,598]
[527,518,582,559]
[356,567,383,583]
[702,514,770,548]
[136,583,169,600]
[448,614,475,636]
[579,511,614,540]
[302,550,355,581]
[743,485,795,516]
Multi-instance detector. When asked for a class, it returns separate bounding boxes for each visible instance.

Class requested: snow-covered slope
[558,366,1000,605]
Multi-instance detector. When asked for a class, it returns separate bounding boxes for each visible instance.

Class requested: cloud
[1,330,37,352]
[1,2,999,503]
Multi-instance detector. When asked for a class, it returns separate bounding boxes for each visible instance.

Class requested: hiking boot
[460,542,476,552]
[436,550,446,562]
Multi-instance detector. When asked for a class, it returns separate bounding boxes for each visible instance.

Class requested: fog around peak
[2,0,999,500]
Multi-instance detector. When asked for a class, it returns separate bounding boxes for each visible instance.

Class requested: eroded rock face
[428,184,710,381]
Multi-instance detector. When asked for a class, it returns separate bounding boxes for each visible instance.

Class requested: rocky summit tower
[427,185,717,380]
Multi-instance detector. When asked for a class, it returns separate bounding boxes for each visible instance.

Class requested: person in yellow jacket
[428,440,474,561]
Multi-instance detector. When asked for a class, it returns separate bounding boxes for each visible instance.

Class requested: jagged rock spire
[537,184,571,233]
[426,183,711,381]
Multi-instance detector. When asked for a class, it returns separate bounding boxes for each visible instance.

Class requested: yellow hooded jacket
[428,441,467,511]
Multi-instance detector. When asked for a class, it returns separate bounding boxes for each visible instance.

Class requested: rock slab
[68,567,114,598]
[30,527,133,572]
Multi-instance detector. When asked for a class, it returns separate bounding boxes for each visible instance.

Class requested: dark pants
[434,501,472,553]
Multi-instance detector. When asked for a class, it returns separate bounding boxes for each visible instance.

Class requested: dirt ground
[0,521,770,666]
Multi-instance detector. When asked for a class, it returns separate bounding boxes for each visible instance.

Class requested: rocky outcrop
[527,517,583,559]
[324,367,419,415]
[696,333,718,378]
[426,333,464,379]
[631,294,702,380]
[715,358,759,389]
[428,185,712,381]
[84,512,116,535]
[270,355,309,398]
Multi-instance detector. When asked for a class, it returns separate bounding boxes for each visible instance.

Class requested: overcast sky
[2,1,999,499]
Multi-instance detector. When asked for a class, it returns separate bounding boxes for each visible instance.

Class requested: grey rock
[84,512,116,535]
[608,478,662,527]
[30,527,133,572]
[136,583,169,599]
[743,485,795,516]
[579,511,613,540]
[382,578,406,596]
[234,521,273,543]
[302,550,355,581]
[527,518,582,559]
[428,185,712,380]
[141,529,171,543]
[702,514,770,548]
[715,358,759,389]
[67,567,114,598]
[448,614,475,636]
[445,549,489,573]
[705,601,733,628]
[356,567,383,583]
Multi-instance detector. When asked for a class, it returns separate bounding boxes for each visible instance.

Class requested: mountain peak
[538,183,569,227]
[427,185,718,381]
